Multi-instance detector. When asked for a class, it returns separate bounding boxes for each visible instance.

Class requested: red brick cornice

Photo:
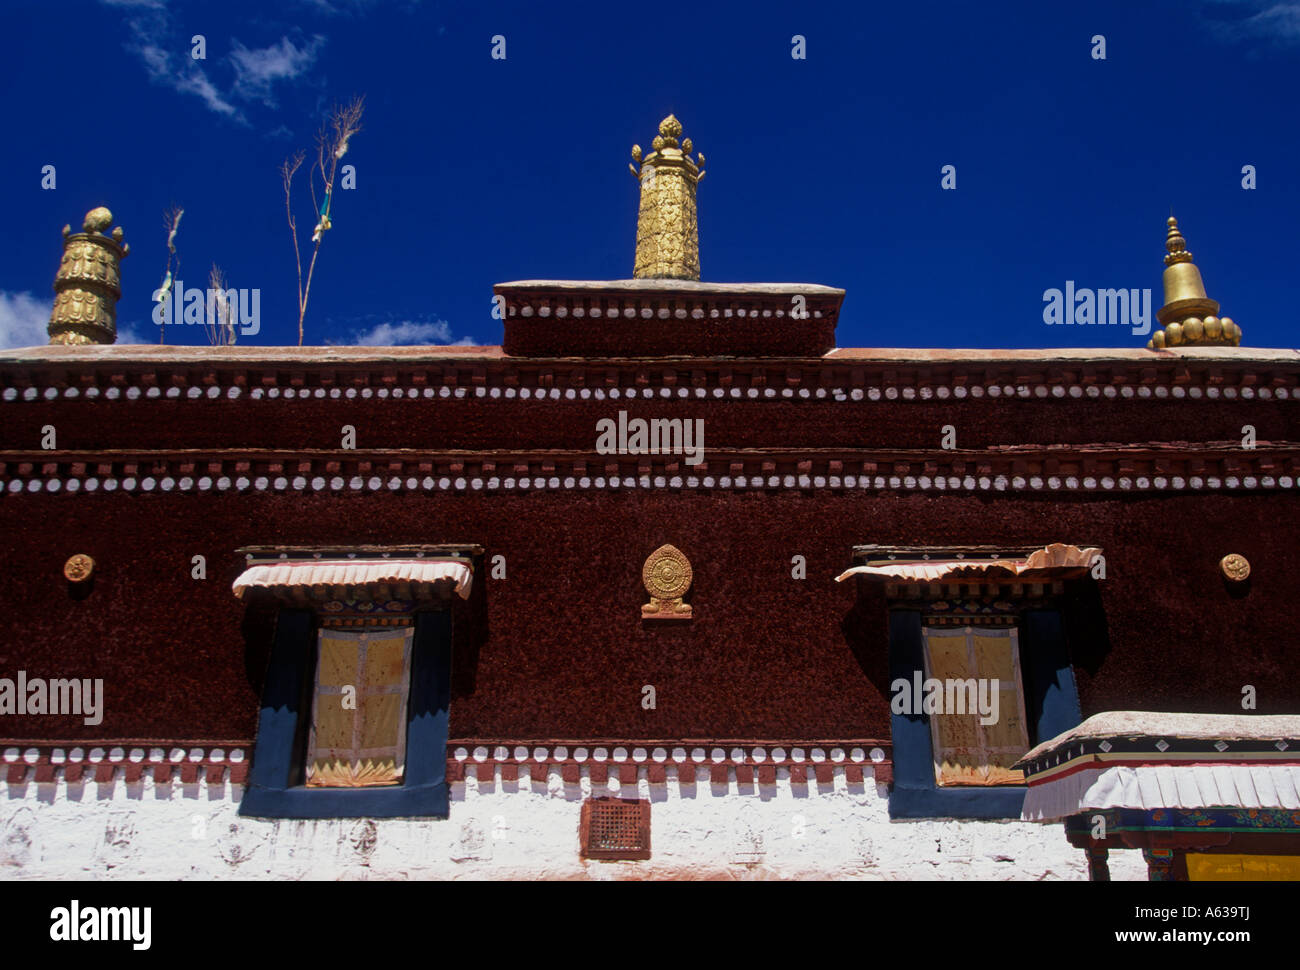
[2,346,1297,402]
[2,445,1297,495]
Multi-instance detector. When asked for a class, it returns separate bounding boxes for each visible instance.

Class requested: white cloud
[343,319,475,346]
[173,65,242,118]
[0,291,52,349]
[135,43,241,119]
[0,291,151,348]
[103,4,323,120]
[116,320,149,344]
[1202,1,1300,44]
[299,0,383,14]
[231,36,325,106]
[106,1,246,121]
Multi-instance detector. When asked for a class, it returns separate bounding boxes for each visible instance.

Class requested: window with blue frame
[888,609,1082,819]
[239,608,454,820]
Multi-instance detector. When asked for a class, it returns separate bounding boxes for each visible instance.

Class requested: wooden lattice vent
[580,798,651,861]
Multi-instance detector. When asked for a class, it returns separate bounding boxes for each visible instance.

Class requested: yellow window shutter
[924,627,983,786]
[306,627,413,788]
[972,628,1029,785]
[923,625,1031,787]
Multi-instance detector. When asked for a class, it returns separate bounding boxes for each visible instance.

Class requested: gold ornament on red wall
[1219,554,1250,582]
[63,554,95,582]
[642,544,693,619]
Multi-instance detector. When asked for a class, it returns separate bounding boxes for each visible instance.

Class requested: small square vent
[580,797,651,860]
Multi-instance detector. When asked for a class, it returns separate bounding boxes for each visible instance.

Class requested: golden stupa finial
[1164,215,1192,266]
[629,113,704,280]
[1147,215,1242,349]
[48,206,129,345]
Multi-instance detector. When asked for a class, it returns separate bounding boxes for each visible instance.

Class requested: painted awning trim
[1021,763,1300,822]
[1019,711,1300,766]
[835,542,1102,583]
[232,558,473,600]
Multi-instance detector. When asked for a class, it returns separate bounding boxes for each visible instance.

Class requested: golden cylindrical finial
[48,206,129,345]
[630,114,704,280]
[1148,216,1242,349]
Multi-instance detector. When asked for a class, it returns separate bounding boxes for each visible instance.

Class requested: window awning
[232,557,474,603]
[835,542,1101,584]
[1014,711,1300,823]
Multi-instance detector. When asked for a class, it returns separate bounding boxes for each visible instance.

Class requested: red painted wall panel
[0,487,1295,742]
[2,397,1296,453]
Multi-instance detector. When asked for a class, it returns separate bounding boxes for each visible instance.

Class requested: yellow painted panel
[926,633,970,680]
[926,631,979,786]
[1187,853,1300,881]
[314,695,353,749]
[934,710,981,751]
[317,635,358,686]
[984,697,1028,752]
[364,637,407,687]
[360,694,402,749]
[972,631,1015,681]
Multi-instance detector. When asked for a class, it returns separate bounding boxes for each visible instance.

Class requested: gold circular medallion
[1220,554,1250,582]
[643,544,692,599]
[63,554,95,582]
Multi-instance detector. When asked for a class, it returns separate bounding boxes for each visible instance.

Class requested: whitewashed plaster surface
[0,766,1146,880]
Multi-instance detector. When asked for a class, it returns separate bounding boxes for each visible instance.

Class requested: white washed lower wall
[0,766,1147,880]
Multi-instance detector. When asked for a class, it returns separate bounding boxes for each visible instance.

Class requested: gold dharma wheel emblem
[1219,554,1250,582]
[63,554,95,582]
[642,544,693,619]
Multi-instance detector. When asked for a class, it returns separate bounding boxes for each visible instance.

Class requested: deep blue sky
[2,0,1297,349]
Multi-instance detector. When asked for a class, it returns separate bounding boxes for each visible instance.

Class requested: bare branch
[204,263,237,347]
[283,95,365,346]
[281,151,306,333]
[158,205,184,345]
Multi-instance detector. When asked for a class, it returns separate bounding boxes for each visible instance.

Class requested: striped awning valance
[232,557,473,603]
[1015,711,1300,823]
[835,542,1102,584]
[1021,763,1300,822]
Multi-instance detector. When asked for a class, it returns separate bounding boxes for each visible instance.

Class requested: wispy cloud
[106,0,244,120]
[298,0,385,16]
[1200,1,1300,45]
[0,291,52,349]
[339,319,475,346]
[102,1,325,120]
[231,36,325,107]
[168,61,242,118]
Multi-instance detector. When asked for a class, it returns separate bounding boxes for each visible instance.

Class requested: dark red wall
[0,483,1296,742]
[502,314,838,357]
[4,396,1296,453]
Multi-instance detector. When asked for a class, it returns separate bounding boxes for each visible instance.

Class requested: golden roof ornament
[48,206,129,345]
[1147,216,1241,349]
[1219,553,1250,582]
[63,554,95,583]
[630,114,704,280]
[641,543,693,620]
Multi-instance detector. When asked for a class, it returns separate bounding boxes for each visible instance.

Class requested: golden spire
[48,206,129,345]
[630,114,705,280]
[1147,216,1241,349]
